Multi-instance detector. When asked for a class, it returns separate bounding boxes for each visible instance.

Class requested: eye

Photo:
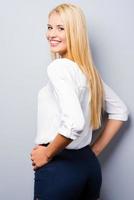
[47,26,52,30]
[58,27,64,31]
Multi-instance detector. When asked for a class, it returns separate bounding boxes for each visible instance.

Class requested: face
[46,12,67,57]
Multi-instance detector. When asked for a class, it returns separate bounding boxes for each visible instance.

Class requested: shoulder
[47,58,79,78]
[47,58,88,88]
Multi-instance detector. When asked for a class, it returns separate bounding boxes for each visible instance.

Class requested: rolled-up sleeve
[47,60,85,140]
[102,80,129,121]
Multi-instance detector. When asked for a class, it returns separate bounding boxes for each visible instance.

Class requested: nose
[48,28,57,38]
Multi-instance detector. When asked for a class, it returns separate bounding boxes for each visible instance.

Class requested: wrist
[91,145,101,156]
[45,147,53,161]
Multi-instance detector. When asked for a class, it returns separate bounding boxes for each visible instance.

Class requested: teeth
[51,41,61,43]
[50,41,61,46]
[51,41,60,43]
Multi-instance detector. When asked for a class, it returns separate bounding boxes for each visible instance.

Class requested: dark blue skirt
[33,144,102,200]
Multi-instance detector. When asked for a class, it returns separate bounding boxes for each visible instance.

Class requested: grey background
[0,0,133,199]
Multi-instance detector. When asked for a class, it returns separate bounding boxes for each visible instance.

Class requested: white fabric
[34,58,129,149]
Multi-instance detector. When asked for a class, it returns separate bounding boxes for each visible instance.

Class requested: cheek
[62,37,67,46]
[60,33,66,42]
[64,40,67,49]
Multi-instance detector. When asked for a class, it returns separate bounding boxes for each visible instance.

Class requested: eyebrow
[47,24,64,27]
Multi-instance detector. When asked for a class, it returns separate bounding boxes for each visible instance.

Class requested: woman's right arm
[91,119,125,156]
[91,80,129,156]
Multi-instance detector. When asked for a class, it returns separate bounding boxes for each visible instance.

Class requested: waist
[39,142,91,152]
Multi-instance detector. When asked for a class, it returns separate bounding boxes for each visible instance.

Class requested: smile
[50,40,61,47]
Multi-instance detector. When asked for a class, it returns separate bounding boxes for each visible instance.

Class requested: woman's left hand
[30,145,51,170]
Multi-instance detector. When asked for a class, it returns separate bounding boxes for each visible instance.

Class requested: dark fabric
[39,143,50,147]
[33,144,102,200]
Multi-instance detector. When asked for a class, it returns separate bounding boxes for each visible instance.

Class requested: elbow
[70,114,85,140]
[122,105,129,121]
[70,117,85,140]
[108,104,129,122]
[57,114,85,141]
[75,114,85,132]
[119,103,129,121]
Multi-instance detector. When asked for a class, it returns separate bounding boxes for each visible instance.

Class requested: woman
[30,3,129,200]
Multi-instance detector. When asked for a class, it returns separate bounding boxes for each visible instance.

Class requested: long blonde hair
[48,3,105,130]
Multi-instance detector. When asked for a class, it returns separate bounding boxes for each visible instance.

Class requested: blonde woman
[30,3,129,200]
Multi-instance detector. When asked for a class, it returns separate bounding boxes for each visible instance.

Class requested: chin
[51,50,65,54]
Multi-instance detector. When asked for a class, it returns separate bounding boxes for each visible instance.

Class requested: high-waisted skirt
[33,143,102,200]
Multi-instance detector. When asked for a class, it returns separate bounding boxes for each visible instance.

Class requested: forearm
[45,134,73,160]
[91,119,125,156]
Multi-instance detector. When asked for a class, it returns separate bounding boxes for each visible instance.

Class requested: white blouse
[34,58,129,149]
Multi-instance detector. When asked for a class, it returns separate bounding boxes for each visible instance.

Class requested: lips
[50,40,61,44]
[50,40,61,47]
[50,40,61,42]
